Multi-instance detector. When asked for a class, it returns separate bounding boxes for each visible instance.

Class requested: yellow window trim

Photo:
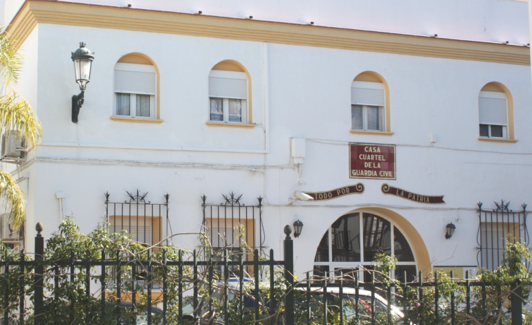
[110,116,164,124]
[477,137,518,143]
[349,130,394,136]
[206,121,256,128]
[7,1,530,66]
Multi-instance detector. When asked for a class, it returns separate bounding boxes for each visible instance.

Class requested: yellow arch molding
[353,71,392,133]
[479,82,515,141]
[114,52,162,121]
[210,60,254,124]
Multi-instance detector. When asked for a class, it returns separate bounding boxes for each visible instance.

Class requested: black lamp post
[445,223,456,239]
[293,220,304,238]
[71,42,95,123]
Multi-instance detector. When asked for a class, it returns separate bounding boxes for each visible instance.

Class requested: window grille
[477,201,529,271]
[202,193,263,253]
[105,190,170,247]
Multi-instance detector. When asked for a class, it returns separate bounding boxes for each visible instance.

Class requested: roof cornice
[7,0,530,66]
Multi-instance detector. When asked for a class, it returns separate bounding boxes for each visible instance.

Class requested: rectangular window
[480,222,520,270]
[479,91,507,138]
[114,63,156,119]
[206,218,255,250]
[209,71,248,123]
[351,81,385,131]
[109,215,162,247]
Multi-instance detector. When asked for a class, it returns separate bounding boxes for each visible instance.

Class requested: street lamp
[71,42,95,123]
[445,223,456,239]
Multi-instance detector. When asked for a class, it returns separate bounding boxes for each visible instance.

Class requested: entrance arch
[313,207,430,281]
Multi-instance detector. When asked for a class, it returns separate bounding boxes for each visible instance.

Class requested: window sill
[477,137,517,143]
[110,116,163,124]
[206,121,256,129]
[349,130,394,136]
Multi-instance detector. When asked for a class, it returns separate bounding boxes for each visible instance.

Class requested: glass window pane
[363,213,391,261]
[314,231,329,262]
[479,124,489,137]
[367,106,381,130]
[332,213,361,262]
[136,94,151,117]
[351,105,363,130]
[210,98,223,121]
[313,265,329,277]
[228,99,242,122]
[116,93,130,116]
[490,125,503,138]
[394,226,415,261]
[395,265,417,283]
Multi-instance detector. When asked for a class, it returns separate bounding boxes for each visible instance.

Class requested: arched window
[314,212,416,282]
[478,82,514,140]
[113,53,158,120]
[351,72,390,133]
[208,60,250,124]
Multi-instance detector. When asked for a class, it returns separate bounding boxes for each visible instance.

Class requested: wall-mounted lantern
[445,223,456,239]
[293,220,304,238]
[71,42,95,123]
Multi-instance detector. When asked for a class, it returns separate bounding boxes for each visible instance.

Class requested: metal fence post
[511,281,523,325]
[283,225,294,325]
[34,223,44,325]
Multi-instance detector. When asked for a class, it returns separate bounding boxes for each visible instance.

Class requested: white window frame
[479,91,508,139]
[313,211,417,281]
[208,70,249,123]
[114,63,157,119]
[351,81,386,131]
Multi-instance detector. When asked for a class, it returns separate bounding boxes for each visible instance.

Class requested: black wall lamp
[445,223,456,239]
[293,220,304,238]
[71,42,95,123]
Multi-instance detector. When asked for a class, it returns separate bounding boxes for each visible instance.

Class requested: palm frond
[0,170,25,231]
[0,29,22,85]
[0,89,42,149]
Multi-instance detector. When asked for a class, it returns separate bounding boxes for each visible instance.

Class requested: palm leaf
[0,28,22,85]
[0,170,25,231]
[0,29,41,231]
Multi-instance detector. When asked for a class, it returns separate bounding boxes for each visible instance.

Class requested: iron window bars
[202,193,264,255]
[477,200,529,271]
[105,190,170,247]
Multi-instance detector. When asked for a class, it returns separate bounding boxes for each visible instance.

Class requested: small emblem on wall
[381,184,445,204]
[349,143,396,180]
[304,184,365,201]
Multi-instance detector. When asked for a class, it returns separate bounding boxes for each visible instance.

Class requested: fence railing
[0,223,530,325]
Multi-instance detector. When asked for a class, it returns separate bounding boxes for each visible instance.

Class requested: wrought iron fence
[0,223,529,325]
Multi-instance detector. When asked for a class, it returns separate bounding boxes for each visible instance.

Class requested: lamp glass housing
[293,220,304,238]
[445,223,456,239]
[71,43,95,91]
[73,58,92,90]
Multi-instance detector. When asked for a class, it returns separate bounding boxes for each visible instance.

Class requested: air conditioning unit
[1,132,27,163]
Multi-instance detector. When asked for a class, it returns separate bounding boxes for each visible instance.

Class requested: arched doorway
[313,211,418,282]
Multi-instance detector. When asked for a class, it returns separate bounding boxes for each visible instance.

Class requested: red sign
[349,143,396,180]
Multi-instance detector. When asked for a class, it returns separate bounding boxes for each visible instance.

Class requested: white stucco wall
[5,18,528,276]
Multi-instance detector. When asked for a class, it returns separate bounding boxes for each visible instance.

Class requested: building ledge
[110,116,163,124]
[477,137,517,143]
[206,121,256,128]
[350,130,394,136]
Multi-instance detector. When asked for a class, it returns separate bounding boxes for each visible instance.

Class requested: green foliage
[1,219,531,325]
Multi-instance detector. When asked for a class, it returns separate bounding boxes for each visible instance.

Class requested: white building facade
[1,0,531,280]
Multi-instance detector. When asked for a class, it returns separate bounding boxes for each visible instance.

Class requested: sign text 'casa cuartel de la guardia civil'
[349,143,396,180]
